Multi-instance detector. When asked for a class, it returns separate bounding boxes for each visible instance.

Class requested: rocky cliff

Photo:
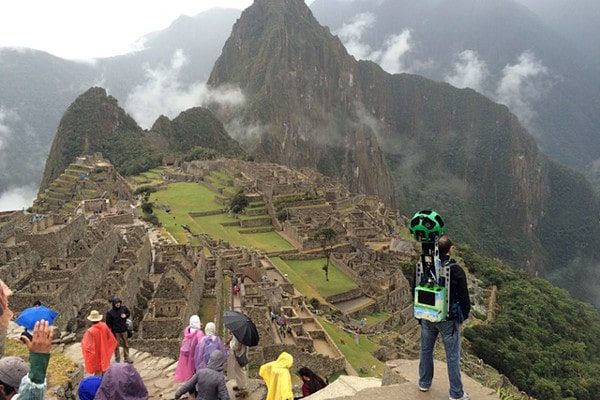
[207,0,396,206]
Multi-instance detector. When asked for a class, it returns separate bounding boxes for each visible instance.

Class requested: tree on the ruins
[314,227,337,281]
[229,191,249,214]
[134,186,157,203]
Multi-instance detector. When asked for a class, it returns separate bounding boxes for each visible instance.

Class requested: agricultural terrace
[146,180,294,252]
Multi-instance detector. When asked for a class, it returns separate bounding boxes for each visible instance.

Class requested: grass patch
[129,168,165,186]
[198,297,217,325]
[152,182,223,211]
[360,311,392,327]
[318,318,383,377]
[210,170,233,181]
[4,338,78,387]
[271,257,358,300]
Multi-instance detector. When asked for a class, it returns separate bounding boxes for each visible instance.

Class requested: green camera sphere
[409,209,445,242]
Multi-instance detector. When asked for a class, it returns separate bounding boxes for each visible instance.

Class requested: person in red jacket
[81,310,117,376]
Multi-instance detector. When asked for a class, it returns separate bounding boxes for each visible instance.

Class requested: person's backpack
[235,351,249,367]
[126,318,133,338]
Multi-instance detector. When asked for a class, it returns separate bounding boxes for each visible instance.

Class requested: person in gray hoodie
[174,349,230,400]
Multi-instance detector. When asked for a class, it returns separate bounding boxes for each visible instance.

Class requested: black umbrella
[224,310,259,347]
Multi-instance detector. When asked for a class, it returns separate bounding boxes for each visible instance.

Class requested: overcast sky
[0,1,314,60]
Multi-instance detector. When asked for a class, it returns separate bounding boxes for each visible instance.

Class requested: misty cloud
[335,13,416,75]
[442,50,554,130]
[223,118,271,144]
[495,51,552,128]
[0,185,37,212]
[125,49,245,129]
[377,31,412,74]
[0,107,18,152]
[445,50,488,92]
[335,13,377,60]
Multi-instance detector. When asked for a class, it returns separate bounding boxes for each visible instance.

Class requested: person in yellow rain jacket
[259,352,294,400]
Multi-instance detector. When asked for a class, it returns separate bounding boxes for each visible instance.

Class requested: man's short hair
[438,235,452,254]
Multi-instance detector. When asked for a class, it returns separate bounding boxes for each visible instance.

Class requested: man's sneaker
[449,392,470,400]
[418,386,430,392]
[125,357,134,363]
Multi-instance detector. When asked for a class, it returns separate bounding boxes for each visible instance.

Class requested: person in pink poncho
[174,315,205,396]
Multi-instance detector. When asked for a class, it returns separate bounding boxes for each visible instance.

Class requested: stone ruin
[1,156,419,380]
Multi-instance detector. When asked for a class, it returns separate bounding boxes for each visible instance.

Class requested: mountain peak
[209,0,347,89]
[208,0,395,205]
[38,87,142,193]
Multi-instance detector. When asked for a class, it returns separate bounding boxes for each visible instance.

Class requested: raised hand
[22,319,54,353]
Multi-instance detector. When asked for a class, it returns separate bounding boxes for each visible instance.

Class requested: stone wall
[135,243,204,358]
[0,211,29,243]
[12,226,121,330]
[103,213,134,225]
[325,288,364,304]
[16,214,87,258]
[0,241,41,289]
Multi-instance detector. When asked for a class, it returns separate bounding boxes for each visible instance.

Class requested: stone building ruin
[1,156,419,379]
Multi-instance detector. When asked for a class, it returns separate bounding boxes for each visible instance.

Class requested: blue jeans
[419,319,464,398]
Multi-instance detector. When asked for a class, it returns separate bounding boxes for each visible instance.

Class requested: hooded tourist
[174,349,229,400]
[259,351,294,400]
[174,315,205,397]
[105,297,132,363]
[297,367,328,397]
[81,310,117,376]
[94,363,148,400]
[194,322,227,372]
[77,376,102,400]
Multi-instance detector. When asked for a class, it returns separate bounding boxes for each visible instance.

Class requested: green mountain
[206,0,600,307]
[39,87,245,192]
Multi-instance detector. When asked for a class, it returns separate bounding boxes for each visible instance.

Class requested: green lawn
[152,181,223,210]
[360,311,392,327]
[319,318,384,377]
[271,257,358,300]
[129,168,165,185]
